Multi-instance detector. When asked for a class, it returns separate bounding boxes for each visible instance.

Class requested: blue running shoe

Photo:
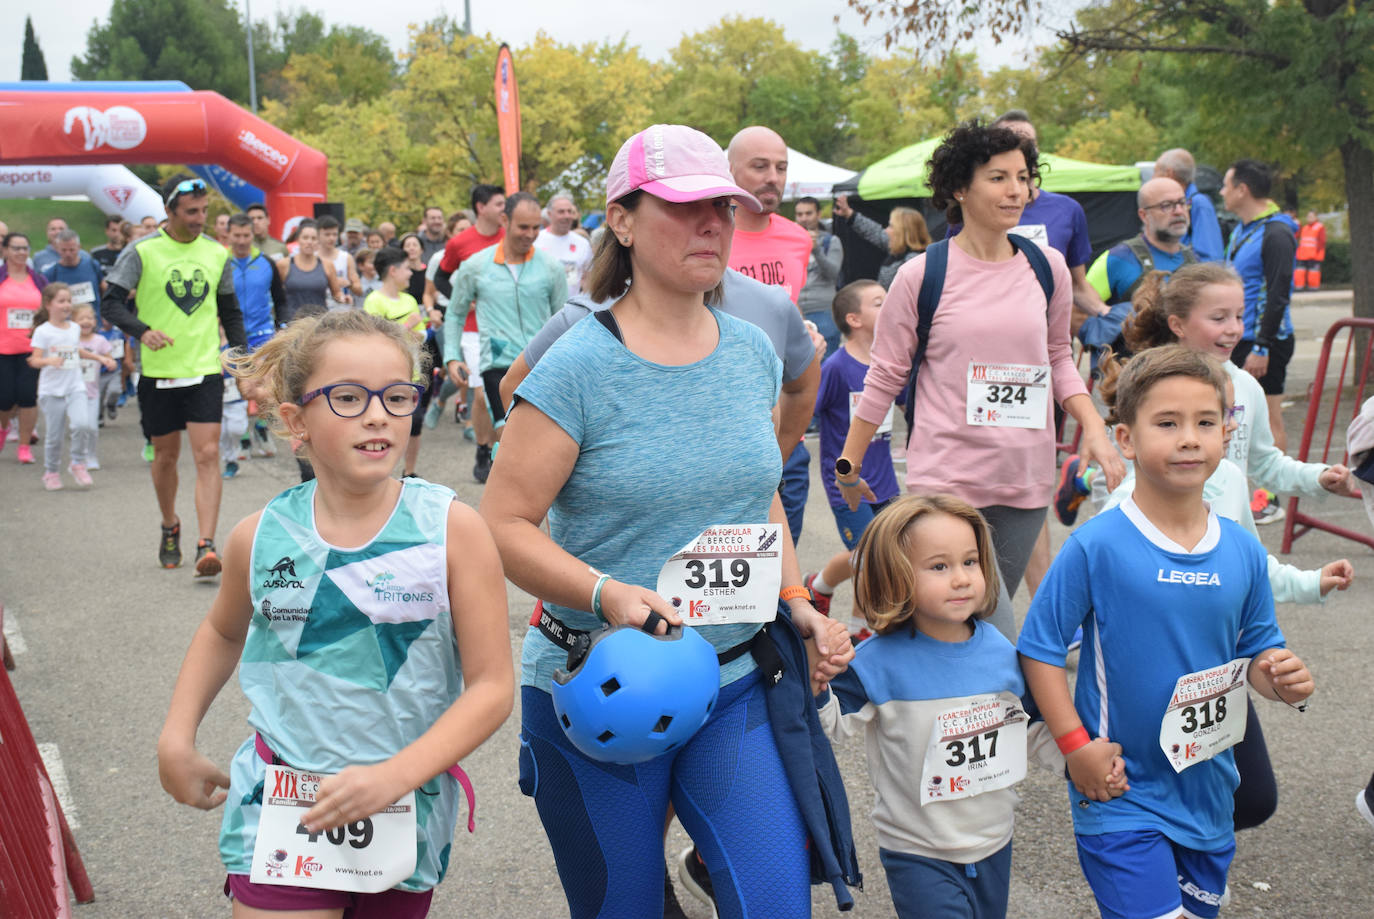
[1054,455,1096,526]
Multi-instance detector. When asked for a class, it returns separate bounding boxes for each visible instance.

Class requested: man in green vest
[103,176,247,578]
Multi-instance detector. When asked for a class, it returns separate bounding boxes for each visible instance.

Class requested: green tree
[21,17,48,80]
[659,17,853,162]
[1057,105,1161,165]
[250,10,394,106]
[846,0,1374,318]
[72,0,251,100]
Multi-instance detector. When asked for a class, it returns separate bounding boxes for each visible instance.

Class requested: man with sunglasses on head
[102,175,247,578]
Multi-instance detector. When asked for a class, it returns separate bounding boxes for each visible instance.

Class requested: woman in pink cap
[480,125,854,918]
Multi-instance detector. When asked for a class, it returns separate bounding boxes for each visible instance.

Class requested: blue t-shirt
[1017,499,1284,850]
[514,309,783,690]
[42,254,104,320]
[947,189,1092,268]
[1182,184,1224,263]
[1105,239,1190,304]
[815,346,902,508]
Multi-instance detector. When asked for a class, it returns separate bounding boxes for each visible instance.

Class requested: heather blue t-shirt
[947,189,1092,269]
[42,254,105,320]
[515,308,783,690]
[815,346,902,508]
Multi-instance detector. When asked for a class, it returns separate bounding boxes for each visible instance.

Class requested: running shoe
[194,539,221,578]
[68,463,93,488]
[42,471,63,491]
[663,858,690,919]
[1252,488,1285,525]
[1054,455,1095,526]
[1358,780,1374,831]
[85,459,100,471]
[804,572,832,617]
[463,425,476,442]
[473,444,492,484]
[223,460,239,479]
[160,521,182,569]
[423,399,443,430]
[107,400,118,421]
[676,846,717,917]
[17,444,34,464]
[142,441,155,463]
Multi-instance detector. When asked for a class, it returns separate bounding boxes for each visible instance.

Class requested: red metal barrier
[0,604,94,915]
[1281,317,1374,554]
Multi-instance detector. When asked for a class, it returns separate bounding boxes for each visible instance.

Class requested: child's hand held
[1066,737,1123,802]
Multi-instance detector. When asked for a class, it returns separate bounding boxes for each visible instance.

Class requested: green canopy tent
[831,138,1144,283]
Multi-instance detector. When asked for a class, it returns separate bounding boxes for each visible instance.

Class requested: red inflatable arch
[0,89,326,238]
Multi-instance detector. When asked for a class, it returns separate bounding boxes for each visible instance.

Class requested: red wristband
[1055,726,1091,756]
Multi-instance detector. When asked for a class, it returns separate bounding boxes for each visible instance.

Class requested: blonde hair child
[816,494,1122,919]
[157,309,513,915]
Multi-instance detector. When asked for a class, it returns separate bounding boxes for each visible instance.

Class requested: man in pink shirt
[725,127,814,306]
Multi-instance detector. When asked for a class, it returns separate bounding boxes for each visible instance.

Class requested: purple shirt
[946,189,1092,269]
[816,347,902,508]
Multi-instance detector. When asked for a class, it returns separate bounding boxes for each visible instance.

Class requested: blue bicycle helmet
[551,612,720,764]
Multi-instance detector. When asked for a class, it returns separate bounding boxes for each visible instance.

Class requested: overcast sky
[8,0,1070,84]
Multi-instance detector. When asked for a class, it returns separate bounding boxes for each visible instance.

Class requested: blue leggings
[518,674,810,919]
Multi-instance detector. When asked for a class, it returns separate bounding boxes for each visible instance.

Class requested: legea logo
[63,106,147,151]
[238,129,290,167]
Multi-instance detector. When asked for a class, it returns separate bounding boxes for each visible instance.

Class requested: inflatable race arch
[0,82,325,237]
[0,163,167,224]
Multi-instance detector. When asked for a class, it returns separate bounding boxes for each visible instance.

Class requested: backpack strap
[1008,234,1055,304]
[1123,235,1156,275]
[902,240,949,445]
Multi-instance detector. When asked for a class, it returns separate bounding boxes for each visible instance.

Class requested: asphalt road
[2,292,1370,918]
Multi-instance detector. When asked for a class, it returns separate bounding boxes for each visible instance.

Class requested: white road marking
[2,609,26,654]
[37,743,80,829]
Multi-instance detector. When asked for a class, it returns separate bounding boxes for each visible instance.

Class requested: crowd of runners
[1,111,1371,919]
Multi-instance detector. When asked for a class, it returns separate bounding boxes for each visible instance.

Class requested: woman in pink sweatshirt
[835,122,1124,640]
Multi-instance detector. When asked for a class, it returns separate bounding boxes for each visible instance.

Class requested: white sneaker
[1358,788,1374,830]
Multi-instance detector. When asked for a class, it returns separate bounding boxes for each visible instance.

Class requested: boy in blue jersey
[807,280,903,637]
[1018,345,1313,919]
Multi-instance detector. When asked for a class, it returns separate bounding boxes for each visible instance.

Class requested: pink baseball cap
[606,124,762,212]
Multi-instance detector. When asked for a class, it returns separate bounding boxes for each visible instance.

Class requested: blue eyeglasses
[165,178,207,206]
[300,382,426,418]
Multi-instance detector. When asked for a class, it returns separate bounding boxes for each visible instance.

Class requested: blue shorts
[829,498,893,550]
[518,673,810,919]
[1076,830,1234,919]
[879,842,1011,919]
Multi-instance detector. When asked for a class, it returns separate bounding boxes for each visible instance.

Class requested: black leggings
[1232,697,1278,831]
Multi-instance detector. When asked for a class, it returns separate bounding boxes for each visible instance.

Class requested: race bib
[966,362,1050,429]
[921,695,1028,805]
[109,336,125,359]
[56,348,81,372]
[1159,658,1249,774]
[250,764,417,894]
[82,360,99,384]
[68,281,96,304]
[850,392,893,438]
[656,524,782,625]
[1010,224,1049,248]
[156,376,203,389]
[7,309,33,330]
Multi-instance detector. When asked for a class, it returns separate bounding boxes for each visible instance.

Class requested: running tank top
[218,478,464,891]
[283,258,329,322]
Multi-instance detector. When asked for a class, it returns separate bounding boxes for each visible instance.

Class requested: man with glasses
[102,175,247,577]
[1080,175,1199,355]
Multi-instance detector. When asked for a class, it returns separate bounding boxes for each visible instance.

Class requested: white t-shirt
[534,229,592,294]
[326,248,353,308]
[30,321,85,398]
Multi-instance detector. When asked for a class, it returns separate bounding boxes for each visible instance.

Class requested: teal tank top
[218,478,463,891]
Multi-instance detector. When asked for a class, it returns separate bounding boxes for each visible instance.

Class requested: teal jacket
[442,244,567,373]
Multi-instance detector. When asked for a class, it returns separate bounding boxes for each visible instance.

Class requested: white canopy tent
[781,148,856,201]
